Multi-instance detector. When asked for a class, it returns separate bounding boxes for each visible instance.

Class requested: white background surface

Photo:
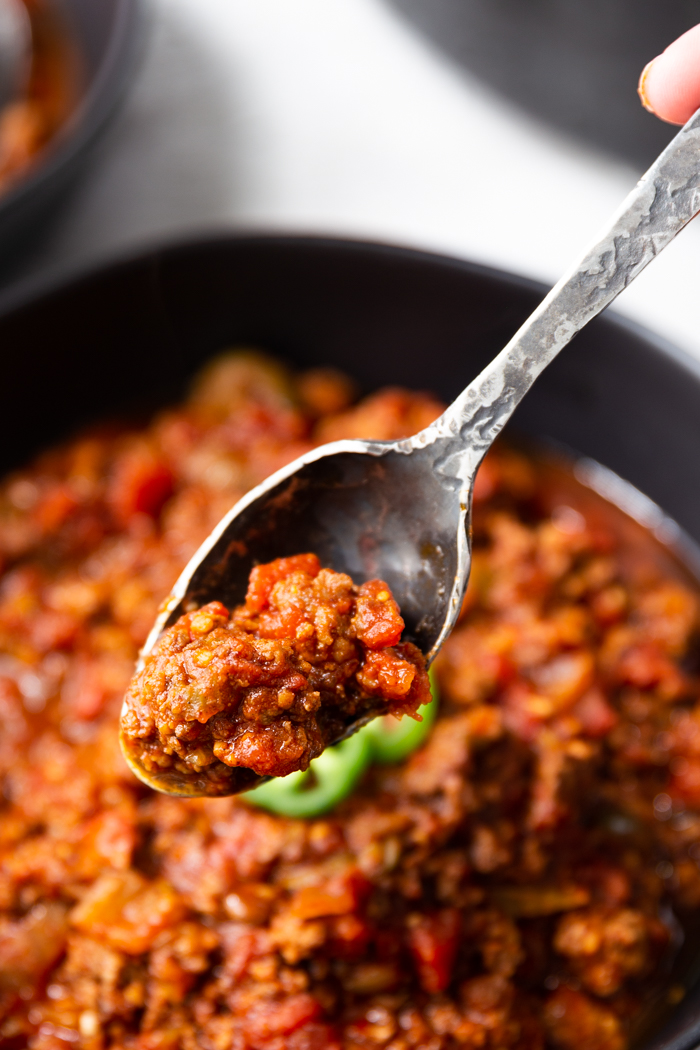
[25,0,700,359]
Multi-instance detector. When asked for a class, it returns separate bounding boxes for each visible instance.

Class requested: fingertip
[639,23,700,125]
[637,59,658,115]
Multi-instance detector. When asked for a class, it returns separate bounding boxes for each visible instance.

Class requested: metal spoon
[122,107,700,797]
[0,0,30,110]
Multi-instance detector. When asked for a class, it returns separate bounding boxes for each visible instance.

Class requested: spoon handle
[427,107,700,483]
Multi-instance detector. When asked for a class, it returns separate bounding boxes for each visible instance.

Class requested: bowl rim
[1,228,699,389]
[0,0,148,219]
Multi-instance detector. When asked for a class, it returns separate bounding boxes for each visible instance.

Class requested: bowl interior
[1,234,700,1048]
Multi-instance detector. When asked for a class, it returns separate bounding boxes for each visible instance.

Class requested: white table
[24,0,700,359]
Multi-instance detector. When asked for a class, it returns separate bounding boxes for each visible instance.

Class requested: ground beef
[0,350,697,1050]
[121,554,430,784]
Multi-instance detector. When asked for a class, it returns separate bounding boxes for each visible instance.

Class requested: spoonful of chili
[121,106,700,798]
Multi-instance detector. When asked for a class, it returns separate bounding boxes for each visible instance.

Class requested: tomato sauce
[0,350,696,1049]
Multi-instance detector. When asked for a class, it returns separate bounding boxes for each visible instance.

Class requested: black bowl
[0,0,146,268]
[1,233,700,1048]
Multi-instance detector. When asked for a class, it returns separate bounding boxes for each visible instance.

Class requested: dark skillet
[0,233,700,1047]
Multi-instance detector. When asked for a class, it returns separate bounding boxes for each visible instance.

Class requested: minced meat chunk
[120,553,430,783]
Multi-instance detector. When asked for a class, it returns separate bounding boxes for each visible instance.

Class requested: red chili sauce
[121,555,429,782]
[0,351,697,1050]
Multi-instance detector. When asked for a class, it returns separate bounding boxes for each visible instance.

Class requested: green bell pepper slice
[363,670,439,763]
[246,669,439,818]
[245,729,372,818]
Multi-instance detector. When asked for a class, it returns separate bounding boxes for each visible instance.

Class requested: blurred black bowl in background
[0,0,145,269]
[384,0,700,169]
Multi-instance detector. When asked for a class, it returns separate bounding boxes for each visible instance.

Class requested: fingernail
[638,58,657,114]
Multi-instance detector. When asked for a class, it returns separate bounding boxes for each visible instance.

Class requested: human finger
[639,23,700,125]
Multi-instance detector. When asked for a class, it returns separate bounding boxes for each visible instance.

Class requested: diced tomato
[244,993,322,1047]
[290,881,356,921]
[352,580,404,649]
[246,554,321,612]
[407,909,461,993]
[356,649,416,700]
[109,446,174,523]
